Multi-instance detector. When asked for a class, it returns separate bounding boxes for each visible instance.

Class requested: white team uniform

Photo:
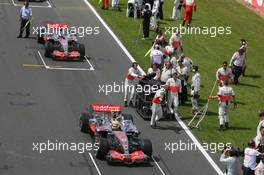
[186,0,195,5]
[217,85,235,125]
[230,52,245,67]
[182,56,193,75]
[169,33,182,58]
[150,49,163,65]
[161,67,175,82]
[254,134,264,147]
[176,65,188,86]
[255,161,264,175]
[219,153,240,175]
[172,0,182,20]
[151,89,165,126]
[243,148,261,171]
[216,67,233,85]
[112,0,119,8]
[124,67,141,102]
[191,72,200,111]
[150,0,159,28]
[257,120,264,136]
[166,78,182,114]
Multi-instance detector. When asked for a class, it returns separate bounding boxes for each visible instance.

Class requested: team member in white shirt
[243,140,262,175]
[209,81,237,132]
[255,126,264,150]
[17,1,32,38]
[257,110,264,136]
[124,62,143,107]
[230,48,246,85]
[172,0,183,20]
[150,44,163,67]
[190,66,200,115]
[220,148,240,175]
[151,87,166,128]
[216,61,233,87]
[181,54,193,80]
[169,32,183,58]
[255,156,264,175]
[161,62,175,83]
[166,72,182,115]
[150,0,160,28]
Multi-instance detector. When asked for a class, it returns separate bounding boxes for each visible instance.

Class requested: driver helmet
[112,119,120,130]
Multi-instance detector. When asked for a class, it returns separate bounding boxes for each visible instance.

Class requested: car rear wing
[91,104,122,112]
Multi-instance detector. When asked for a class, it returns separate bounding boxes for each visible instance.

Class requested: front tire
[96,137,109,159]
[77,43,85,60]
[140,139,152,157]
[44,42,54,58]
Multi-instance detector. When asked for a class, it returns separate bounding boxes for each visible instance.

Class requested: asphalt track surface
[0,0,226,174]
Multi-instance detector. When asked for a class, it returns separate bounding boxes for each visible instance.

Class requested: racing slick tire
[79,113,90,133]
[77,43,85,60]
[123,114,134,123]
[96,137,109,160]
[44,42,54,58]
[140,139,152,157]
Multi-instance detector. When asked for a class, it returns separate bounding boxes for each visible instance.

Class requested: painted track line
[11,0,52,8]
[82,0,224,174]
[0,2,12,5]
[88,153,102,175]
[151,156,166,175]
[85,56,95,71]
[37,51,48,68]
[46,67,93,71]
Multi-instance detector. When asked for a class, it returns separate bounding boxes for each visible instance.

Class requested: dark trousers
[232,64,243,84]
[19,19,30,37]
[143,20,150,38]
[243,166,254,175]
[158,2,163,19]
[179,80,187,105]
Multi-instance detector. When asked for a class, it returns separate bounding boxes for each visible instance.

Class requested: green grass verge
[88,0,264,147]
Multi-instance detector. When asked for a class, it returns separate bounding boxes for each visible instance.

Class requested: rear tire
[96,137,109,159]
[140,139,152,157]
[44,42,54,58]
[79,113,90,133]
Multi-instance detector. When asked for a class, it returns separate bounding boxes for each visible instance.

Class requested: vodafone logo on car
[92,104,121,112]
